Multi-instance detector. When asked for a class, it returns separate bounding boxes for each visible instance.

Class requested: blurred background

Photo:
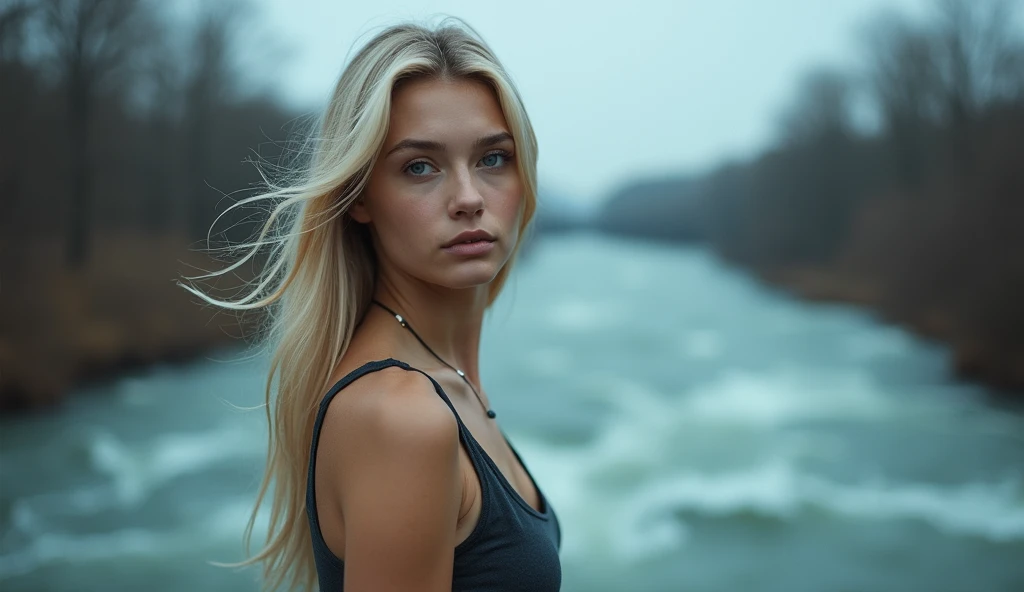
[1,0,1023,590]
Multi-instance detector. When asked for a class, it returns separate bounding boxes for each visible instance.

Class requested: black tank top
[305,358,562,591]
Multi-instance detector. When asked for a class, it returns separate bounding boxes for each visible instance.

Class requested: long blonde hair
[177,17,538,592]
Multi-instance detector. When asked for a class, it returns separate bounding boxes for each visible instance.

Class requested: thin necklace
[371,299,496,419]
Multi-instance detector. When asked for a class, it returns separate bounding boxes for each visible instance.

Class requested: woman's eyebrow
[474,131,513,149]
[384,131,514,158]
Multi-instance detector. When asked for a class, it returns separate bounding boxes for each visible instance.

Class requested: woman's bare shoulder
[316,364,460,499]
[320,362,455,450]
[315,364,463,587]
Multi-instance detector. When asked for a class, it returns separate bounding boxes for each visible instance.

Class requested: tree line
[0,0,297,268]
[0,0,300,411]
[601,0,1024,392]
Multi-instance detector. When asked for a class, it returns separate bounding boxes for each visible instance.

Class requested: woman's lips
[442,240,495,256]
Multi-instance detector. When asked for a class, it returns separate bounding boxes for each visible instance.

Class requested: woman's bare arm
[323,368,462,591]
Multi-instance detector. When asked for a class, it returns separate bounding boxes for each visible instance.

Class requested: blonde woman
[181,17,561,592]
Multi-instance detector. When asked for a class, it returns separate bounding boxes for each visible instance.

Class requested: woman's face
[352,76,524,290]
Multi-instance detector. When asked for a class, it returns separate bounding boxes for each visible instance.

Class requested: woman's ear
[349,197,371,224]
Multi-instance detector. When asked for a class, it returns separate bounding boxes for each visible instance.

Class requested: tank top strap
[386,359,470,427]
[306,357,472,562]
[310,358,470,468]
[315,354,468,424]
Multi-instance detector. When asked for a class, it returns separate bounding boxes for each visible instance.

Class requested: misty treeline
[1,0,299,411]
[0,0,295,267]
[703,0,1024,390]
[597,0,1024,391]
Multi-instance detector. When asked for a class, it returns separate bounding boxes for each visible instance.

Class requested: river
[2,233,1022,591]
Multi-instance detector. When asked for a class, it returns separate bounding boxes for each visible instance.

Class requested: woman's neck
[370,279,489,384]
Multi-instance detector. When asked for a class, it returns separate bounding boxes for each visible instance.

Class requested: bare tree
[862,0,1024,184]
[930,0,1024,166]
[182,1,246,242]
[0,2,39,244]
[861,10,944,186]
[32,0,156,267]
[934,0,1023,111]
[778,67,854,145]
[0,1,36,63]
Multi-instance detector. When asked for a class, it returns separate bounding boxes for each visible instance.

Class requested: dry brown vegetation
[1,0,286,412]
[0,234,265,412]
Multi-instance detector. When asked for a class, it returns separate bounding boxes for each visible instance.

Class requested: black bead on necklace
[372,299,496,419]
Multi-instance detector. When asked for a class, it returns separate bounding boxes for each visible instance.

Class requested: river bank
[755,265,1024,397]
[0,234,262,414]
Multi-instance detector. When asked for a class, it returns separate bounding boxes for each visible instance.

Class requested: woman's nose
[448,170,485,217]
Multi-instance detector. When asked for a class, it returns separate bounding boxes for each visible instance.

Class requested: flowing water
[2,233,1022,591]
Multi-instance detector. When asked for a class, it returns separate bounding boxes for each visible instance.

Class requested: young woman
[182,18,561,592]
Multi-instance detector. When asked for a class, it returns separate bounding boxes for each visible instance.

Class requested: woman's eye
[406,161,437,176]
[480,152,510,168]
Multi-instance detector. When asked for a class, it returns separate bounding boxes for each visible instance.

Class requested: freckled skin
[349,76,524,290]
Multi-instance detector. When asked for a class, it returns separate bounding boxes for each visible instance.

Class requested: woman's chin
[442,262,504,289]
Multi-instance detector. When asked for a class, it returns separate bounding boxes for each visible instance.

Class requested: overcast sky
[243,0,929,204]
